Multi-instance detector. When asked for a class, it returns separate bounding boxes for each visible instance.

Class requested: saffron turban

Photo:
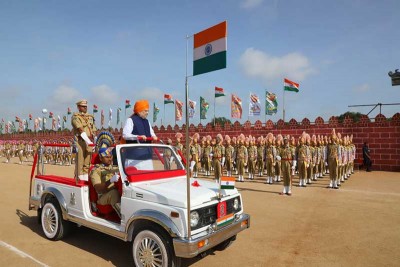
[134,100,150,114]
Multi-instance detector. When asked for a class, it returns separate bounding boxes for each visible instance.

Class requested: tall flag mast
[185,21,228,239]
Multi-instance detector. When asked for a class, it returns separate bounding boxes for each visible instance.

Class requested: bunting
[101,110,104,128]
[231,94,242,119]
[175,100,183,121]
[266,91,278,115]
[200,96,209,119]
[188,99,196,118]
[153,103,160,123]
[249,92,261,116]
[108,108,112,127]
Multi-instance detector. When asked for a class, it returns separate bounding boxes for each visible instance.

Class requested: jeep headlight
[233,198,239,211]
[190,211,200,227]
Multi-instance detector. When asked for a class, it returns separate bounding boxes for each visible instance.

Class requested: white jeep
[29,142,250,266]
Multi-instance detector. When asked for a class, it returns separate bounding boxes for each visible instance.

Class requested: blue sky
[0,0,399,130]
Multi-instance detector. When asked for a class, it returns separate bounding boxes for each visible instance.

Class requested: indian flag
[215,87,225,98]
[164,94,174,104]
[284,78,300,93]
[193,21,227,76]
[220,176,235,190]
[216,213,234,228]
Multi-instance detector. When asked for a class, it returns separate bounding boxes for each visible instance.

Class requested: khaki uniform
[71,112,96,177]
[90,164,120,214]
[236,144,248,181]
[256,145,265,176]
[247,145,257,179]
[213,144,225,181]
[203,144,212,176]
[225,144,234,176]
[265,144,276,184]
[328,142,340,188]
[280,144,293,194]
[297,144,310,187]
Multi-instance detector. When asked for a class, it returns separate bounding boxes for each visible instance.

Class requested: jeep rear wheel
[41,198,69,240]
[132,228,180,267]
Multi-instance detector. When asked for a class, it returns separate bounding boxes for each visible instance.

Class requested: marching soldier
[256,137,265,177]
[327,129,340,189]
[17,140,25,164]
[247,137,257,180]
[72,99,97,181]
[4,141,11,163]
[297,133,310,187]
[189,133,200,178]
[224,135,234,177]
[202,136,212,176]
[274,135,283,182]
[236,135,247,182]
[265,133,276,184]
[213,134,225,182]
[280,135,294,195]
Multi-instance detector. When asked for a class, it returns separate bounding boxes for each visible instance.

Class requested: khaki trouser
[248,158,256,175]
[76,139,92,176]
[97,189,120,215]
[266,159,274,176]
[298,160,307,180]
[329,158,338,182]
[281,160,291,187]
[213,159,222,180]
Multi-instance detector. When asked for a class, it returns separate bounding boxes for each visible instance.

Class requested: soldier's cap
[99,147,113,157]
[76,99,88,106]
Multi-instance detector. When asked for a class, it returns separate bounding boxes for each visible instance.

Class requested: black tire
[40,198,70,240]
[215,235,237,251]
[132,226,181,267]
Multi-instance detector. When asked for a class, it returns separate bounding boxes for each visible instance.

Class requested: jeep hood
[131,177,238,208]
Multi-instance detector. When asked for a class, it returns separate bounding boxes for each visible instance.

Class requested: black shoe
[334,186,339,189]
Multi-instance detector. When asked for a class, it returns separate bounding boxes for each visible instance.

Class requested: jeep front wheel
[132,228,180,267]
[41,198,69,240]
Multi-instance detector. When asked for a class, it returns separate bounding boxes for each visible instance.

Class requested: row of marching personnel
[172,128,356,196]
[0,139,75,166]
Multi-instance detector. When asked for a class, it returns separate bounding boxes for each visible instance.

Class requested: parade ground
[1,159,399,267]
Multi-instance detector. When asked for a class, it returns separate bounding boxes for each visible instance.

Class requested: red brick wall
[4,113,400,172]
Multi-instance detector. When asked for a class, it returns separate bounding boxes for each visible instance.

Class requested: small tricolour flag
[215,86,225,98]
[220,176,235,190]
[93,105,98,113]
[125,100,131,109]
[216,213,234,228]
[284,78,300,93]
[164,94,174,104]
[193,21,227,76]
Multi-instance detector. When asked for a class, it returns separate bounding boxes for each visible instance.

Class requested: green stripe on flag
[221,185,234,190]
[193,51,227,76]
[284,86,299,93]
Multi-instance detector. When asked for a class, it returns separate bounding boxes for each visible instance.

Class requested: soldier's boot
[277,176,281,182]
[307,178,312,184]
[287,186,292,195]
[274,176,277,182]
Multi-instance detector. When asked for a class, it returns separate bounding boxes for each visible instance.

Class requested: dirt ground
[1,158,399,267]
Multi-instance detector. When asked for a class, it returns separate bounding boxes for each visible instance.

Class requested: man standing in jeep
[71,100,97,181]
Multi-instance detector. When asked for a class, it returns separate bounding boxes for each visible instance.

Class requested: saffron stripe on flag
[194,21,227,49]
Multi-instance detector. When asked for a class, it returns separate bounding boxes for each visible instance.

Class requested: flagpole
[264,90,267,126]
[185,34,192,240]
[213,94,216,126]
[283,80,286,122]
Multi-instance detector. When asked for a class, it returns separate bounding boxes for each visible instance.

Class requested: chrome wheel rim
[42,204,58,238]
[136,237,164,267]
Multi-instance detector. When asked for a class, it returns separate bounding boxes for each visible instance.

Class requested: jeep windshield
[119,144,186,182]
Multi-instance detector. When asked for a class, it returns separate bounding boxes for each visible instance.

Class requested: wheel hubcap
[43,206,57,235]
[138,237,163,267]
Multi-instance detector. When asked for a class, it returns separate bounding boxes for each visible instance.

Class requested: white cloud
[353,83,371,93]
[49,85,82,105]
[137,87,164,102]
[241,0,264,9]
[90,85,119,105]
[239,48,316,84]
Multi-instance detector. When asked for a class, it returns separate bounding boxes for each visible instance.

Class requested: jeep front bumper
[173,213,250,258]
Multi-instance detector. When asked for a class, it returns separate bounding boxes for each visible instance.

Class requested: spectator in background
[362,142,372,172]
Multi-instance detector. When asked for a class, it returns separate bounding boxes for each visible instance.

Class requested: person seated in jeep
[90,147,121,217]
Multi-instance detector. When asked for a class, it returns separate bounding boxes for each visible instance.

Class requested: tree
[211,117,232,127]
[337,111,364,123]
